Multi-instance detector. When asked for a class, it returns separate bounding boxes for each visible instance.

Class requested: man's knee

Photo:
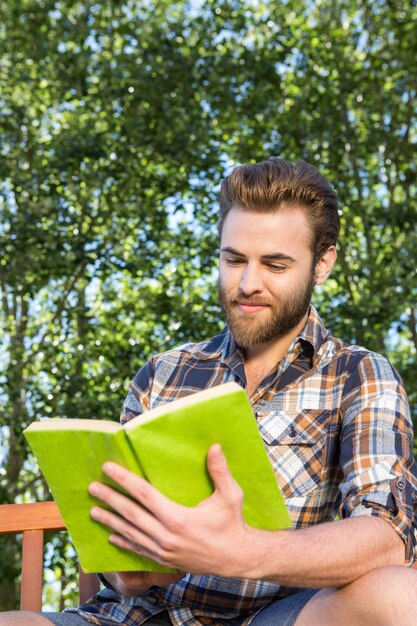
[296,566,417,626]
[342,565,417,625]
[0,611,54,625]
[347,565,417,607]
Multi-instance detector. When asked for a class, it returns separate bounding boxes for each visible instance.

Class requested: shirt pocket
[257,409,331,498]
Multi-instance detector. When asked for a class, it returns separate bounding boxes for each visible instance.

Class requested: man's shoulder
[125,330,230,418]
[327,335,392,363]
[304,308,388,371]
[308,308,395,373]
[151,329,228,368]
[320,333,402,383]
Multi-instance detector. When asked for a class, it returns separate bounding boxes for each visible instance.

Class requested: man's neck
[242,312,309,371]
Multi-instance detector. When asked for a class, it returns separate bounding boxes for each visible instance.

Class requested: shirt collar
[189,305,330,364]
[297,305,331,355]
[189,326,241,363]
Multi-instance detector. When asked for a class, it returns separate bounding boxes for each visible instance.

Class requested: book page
[123,381,244,429]
[25,418,122,433]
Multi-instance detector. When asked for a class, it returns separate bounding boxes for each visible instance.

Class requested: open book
[24,382,290,573]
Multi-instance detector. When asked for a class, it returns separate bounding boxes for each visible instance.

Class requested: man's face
[219,206,316,349]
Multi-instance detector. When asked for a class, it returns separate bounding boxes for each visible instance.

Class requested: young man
[3,158,417,626]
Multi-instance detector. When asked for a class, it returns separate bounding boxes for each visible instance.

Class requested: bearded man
[3,158,417,626]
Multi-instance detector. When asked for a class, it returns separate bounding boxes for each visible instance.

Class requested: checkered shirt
[72,306,417,626]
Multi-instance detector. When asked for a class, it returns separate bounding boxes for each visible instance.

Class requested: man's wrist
[98,572,139,596]
[231,526,287,580]
[98,572,118,592]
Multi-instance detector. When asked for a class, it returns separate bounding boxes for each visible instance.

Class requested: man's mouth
[236,301,271,314]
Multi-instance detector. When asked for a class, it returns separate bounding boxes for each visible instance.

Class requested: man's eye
[226,258,243,265]
[269,265,286,272]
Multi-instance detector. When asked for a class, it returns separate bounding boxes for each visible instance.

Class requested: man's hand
[88,444,262,578]
[102,571,184,598]
[88,444,404,588]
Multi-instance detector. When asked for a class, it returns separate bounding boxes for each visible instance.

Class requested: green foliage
[0,0,416,609]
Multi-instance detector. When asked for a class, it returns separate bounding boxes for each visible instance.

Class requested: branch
[0,277,11,318]
[23,259,89,368]
[336,239,359,305]
[406,307,417,354]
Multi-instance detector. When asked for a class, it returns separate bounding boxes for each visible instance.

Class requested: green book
[24,382,290,573]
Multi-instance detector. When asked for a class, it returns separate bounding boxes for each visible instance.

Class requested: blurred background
[1,0,416,610]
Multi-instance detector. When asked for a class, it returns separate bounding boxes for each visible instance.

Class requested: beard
[218,271,316,349]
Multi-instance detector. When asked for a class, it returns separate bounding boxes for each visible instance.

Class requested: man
[2,158,417,626]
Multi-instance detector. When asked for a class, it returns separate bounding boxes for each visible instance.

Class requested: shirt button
[289,426,297,437]
[397,478,406,491]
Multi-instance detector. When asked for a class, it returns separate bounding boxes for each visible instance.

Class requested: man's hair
[218,157,340,262]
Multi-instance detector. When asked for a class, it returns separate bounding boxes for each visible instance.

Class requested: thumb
[207,444,241,496]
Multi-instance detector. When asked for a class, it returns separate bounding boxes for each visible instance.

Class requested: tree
[0,0,415,609]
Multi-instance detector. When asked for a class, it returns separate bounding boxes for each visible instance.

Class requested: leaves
[0,0,416,608]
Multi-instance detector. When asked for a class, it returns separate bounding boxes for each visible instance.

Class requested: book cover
[24,382,290,573]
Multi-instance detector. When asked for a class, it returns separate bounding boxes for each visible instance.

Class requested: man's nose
[239,265,263,295]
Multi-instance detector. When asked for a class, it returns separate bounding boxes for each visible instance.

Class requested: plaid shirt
[73,306,417,626]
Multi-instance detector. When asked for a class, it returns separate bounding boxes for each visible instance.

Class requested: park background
[0,0,416,611]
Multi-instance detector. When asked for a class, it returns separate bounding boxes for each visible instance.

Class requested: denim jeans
[43,590,320,626]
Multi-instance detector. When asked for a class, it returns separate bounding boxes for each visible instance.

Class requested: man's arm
[248,515,404,587]
[89,444,405,588]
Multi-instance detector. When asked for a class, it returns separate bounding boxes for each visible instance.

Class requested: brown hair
[219,157,340,262]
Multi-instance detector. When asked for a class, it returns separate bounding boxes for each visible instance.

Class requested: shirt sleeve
[339,351,417,565]
[119,358,155,424]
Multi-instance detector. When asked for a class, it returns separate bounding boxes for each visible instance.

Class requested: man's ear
[314,246,337,286]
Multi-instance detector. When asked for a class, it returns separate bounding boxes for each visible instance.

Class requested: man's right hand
[102,571,184,598]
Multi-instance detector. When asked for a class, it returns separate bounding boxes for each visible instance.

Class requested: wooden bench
[0,502,100,611]
[2,500,415,613]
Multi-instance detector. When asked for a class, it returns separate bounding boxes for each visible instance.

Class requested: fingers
[89,477,169,547]
[89,464,190,564]
[206,444,243,498]
[89,493,183,568]
[95,462,184,526]
[107,529,163,563]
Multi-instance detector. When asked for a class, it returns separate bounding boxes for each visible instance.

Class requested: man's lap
[249,588,319,625]
[42,610,174,625]
[41,590,320,626]
[41,614,91,626]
